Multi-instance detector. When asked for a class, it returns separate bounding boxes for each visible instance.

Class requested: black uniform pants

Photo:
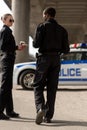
[0,53,15,113]
[33,54,60,119]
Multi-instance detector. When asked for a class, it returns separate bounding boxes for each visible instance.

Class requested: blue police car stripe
[61,60,87,64]
[16,63,36,68]
[59,78,87,81]
[16,60,87,68]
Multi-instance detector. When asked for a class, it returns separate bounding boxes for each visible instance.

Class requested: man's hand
[18,41,27,50]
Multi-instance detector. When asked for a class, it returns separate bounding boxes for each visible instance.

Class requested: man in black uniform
[0,14,26,120]
[33,7,70,124]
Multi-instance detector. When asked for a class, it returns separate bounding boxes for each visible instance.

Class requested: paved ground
[0,85,87,130]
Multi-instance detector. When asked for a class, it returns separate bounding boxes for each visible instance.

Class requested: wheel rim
[23,73,35,89]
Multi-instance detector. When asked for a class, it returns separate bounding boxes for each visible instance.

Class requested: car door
[59,51,87,85]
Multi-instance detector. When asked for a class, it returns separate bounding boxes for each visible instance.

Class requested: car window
[81,52,87,60]
[61,52,83,61]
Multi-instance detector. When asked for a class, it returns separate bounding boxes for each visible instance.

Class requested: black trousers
[33,54,60,119]
[0,53,15,113]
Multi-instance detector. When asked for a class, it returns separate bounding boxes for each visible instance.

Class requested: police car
[13,43,87,90]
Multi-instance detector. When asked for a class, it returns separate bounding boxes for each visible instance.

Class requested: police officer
[33,7,70,124]
[0,13,26,120]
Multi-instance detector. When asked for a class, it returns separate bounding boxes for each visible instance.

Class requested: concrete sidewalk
[0,85,87,130]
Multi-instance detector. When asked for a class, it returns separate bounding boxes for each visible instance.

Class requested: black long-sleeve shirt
[33,18,70,54]
[0,25,18,53]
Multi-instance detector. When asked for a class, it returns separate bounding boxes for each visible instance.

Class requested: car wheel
[19,69,35,90]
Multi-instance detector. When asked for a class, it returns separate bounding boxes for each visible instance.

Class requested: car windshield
[61,52,87,61]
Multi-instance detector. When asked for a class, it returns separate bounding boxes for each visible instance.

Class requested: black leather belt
[36,52,60,58]
[43,52,60,55]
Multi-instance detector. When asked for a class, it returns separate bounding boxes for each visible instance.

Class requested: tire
[19,69,35,90]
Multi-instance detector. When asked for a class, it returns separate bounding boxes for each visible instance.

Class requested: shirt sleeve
[61,29,70,54]
[0,30,10,51]
[15,45,18,50]
[33,24,45,48]
[0,28,17,52]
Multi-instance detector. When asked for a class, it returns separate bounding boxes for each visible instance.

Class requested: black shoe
[7,111,19,118]
[0,113,10,120]
[44,118,51,123]
[35,109,45,125]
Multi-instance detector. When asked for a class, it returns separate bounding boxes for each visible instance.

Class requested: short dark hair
[43,7,56,17]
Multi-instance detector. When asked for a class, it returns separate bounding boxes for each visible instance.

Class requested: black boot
[0,113,10,120]
[6,111,19,118]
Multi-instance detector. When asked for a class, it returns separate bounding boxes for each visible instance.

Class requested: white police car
[13,43,87,90]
